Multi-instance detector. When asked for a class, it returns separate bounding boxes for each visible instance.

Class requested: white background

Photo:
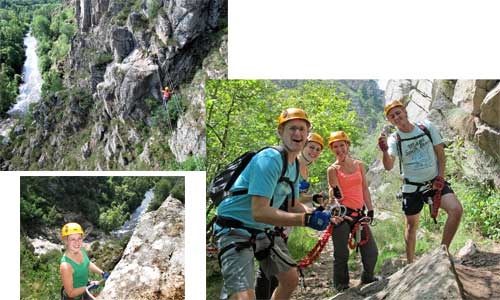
[3,0,500,299]
[230,0,500,79]
[1,171,205,299]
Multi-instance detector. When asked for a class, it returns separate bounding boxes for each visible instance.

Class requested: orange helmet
[307,132,324,149]
[61,222,84,239]
[277,108,311,129]
[384,100,404,116]
[328,131,350,146]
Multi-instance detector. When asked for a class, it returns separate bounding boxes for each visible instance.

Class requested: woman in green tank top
[60,223,109,300]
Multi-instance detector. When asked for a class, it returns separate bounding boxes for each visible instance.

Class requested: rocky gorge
[1,0,227,170]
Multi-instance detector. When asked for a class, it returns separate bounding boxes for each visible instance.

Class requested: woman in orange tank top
[326,131,378,292]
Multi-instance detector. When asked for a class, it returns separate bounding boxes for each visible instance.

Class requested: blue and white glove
[304,210,331,231]
[88,283,99,290]
[299,180,310,193]
[102,272,110,280]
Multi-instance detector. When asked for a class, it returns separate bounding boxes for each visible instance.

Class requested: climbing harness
[348,216,372,251]
[213,216,284,267]
[420,183,442,224]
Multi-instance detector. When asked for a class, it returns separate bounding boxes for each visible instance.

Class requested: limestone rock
[110,27,135,62]
[457,239,477,259]
[329,246,463,300]
[98,196,184,300]
[28,237,63,256]
[480,82,500,129]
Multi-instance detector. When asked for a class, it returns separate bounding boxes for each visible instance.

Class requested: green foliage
[451,182,500,240]
[0,8,26,116]
[206,80,364,199]
[99,202,130,232]
[150,94,188,132]
[31,14,50,38]
[148,177,185,211]
[20,176,164,235]
[93,52,113,66]
[287,227,319,260]
[20,235,61,300]
[146,0,161,19]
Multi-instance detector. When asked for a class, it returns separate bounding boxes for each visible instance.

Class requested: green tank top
[61,248,90,299]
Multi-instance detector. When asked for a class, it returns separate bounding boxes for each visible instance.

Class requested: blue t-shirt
[387,120,443,193]
[216,148,300,230]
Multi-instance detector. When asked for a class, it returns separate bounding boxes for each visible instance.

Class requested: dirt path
[292,235,367,300]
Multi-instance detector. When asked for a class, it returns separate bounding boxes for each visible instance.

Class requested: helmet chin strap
[301,150,313,165]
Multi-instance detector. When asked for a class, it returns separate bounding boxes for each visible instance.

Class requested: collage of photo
[1,1,499,300]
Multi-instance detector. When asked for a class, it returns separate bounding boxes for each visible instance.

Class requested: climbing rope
[297,223,333,270]
[348,216,371,250]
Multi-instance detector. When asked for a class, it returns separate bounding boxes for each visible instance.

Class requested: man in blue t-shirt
[215,108,335,300]
[378,100,463,263]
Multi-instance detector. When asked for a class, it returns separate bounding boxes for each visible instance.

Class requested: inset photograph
[20,176,185,300]
[0,0,227,170]
[206,80,500,300]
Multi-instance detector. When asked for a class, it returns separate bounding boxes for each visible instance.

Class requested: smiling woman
[60,223,109,300]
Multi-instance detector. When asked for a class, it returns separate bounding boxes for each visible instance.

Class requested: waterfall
[111,189,155,238]
[8,31,43,116]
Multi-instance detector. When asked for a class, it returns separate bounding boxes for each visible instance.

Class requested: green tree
[206,80,364,192]
[31,15,49,38]
[99,202,130,232]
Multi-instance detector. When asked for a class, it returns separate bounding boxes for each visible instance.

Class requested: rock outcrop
[329,246,463,300]
[99,196,184,300]
[383,79,500,187]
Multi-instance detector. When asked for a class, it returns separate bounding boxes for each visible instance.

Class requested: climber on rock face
[163,86,173,108]
[60,223,110,300]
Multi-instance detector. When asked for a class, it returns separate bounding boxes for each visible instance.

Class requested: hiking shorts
[402,182,454,216]
[216,229,296,297]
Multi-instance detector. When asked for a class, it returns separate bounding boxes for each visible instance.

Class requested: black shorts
[401,182,454,216]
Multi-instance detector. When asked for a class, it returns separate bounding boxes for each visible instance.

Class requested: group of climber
[213,101,463,300]
[60,223,110,300]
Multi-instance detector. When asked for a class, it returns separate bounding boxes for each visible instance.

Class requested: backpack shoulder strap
[416,122,433,144]
[395,123,434,176]
[271,145,288,179]
[270,145,299,207]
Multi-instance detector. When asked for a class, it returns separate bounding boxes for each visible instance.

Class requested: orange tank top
[336,162,364,210]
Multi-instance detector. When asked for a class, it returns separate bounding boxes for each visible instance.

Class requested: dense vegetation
[21,176,185,236]
[206,80,365,192]
[0,0,62,117]
[0,8,27,117]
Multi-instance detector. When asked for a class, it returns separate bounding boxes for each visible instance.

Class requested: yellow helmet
[307,132,324,149]
[328,131,350,146]
[61,222,84,239]
[384,100,404,116]
[277,108,311,129]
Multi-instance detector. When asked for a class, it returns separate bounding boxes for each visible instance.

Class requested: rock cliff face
[384,79,500,187]
[2,0,227,170]
[99,196,184,300]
